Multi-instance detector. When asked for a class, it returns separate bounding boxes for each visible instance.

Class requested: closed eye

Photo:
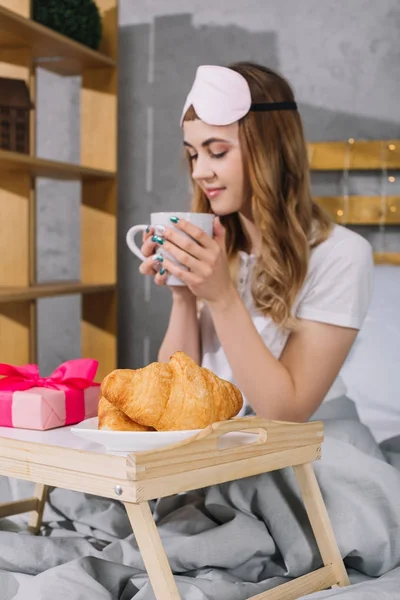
[187,150,227,162]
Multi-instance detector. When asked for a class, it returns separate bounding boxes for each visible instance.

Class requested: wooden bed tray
[0,416,350,599]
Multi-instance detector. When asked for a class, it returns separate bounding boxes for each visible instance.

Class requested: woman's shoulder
[309,224,373,274]
[297,224,374,330]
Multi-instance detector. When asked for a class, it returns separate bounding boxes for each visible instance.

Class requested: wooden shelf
[0,282,116,303]
[374,253,400,265]
[315,196,400,225]
[308,140,400,170]
[0,0,119,370]
[0,149,115,181]
[0,4,115,76]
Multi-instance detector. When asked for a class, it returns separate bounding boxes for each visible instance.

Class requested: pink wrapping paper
[0,359,100,430]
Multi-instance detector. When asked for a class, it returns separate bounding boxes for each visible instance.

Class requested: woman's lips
[205,187,225,199]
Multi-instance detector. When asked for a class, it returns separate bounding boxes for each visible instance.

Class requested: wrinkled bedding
[1,399,400,600]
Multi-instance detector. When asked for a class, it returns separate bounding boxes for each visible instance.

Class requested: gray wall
[36,0,400,374]
[36,69,81,375]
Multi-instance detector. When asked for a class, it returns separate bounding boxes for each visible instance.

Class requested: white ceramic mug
[126,212,215,286]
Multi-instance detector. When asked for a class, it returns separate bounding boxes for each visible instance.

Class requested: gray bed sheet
[1,398,400,600]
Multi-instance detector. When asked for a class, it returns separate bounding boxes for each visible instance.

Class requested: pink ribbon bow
[0,359,100,428]
[0,358,100,392]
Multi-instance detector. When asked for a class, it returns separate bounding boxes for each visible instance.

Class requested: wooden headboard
[308,139,400,265]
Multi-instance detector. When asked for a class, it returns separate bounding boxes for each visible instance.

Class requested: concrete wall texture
[36,0,400,374]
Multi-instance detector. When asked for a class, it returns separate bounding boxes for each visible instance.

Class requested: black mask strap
[250,101,298,112]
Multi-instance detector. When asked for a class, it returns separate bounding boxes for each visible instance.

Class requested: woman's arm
[207,289,357,421]
[158,288,201,364]
[156,216,361,419]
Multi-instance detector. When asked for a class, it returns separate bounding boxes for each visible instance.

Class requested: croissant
[100,351,243,431]
[98,396,154,431]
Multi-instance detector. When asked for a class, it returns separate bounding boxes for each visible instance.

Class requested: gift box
[0,359,100,430]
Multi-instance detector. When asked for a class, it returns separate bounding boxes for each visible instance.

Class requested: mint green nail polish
[152,235,164,244]
[170,216,179,223]
[155,254,163,262]
[160,267,165,275]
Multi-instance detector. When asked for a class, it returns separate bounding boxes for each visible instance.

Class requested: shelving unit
[308,140,400,266]
[0,0,118,381]
[308,140,400,170]
[0,282,116,303]
[0,148,115,180]
[0,3,116,75]
[313,195,400,226]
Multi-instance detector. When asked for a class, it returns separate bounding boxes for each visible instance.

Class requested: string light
[378,141,388,253]
[340,139,352,225]
[335,140,397,236]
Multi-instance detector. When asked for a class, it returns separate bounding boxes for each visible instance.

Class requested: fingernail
[170,216,179,223]
[160,267,166,275]
[146,225,150,233]
[152,254,163,262]
[151,235,164,245]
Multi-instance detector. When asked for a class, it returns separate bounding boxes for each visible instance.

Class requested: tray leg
[293,463,350,587]
[124,501,181,600]
[27,483,49,535]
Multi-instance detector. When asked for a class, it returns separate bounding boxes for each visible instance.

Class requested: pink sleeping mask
[180,65,297,127]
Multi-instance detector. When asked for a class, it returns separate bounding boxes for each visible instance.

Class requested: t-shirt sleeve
[296,235,374,330]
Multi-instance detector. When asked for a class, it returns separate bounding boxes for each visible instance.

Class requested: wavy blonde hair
[183,62,332,328]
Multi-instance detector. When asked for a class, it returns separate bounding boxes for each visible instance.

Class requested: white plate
[71,417,203,452]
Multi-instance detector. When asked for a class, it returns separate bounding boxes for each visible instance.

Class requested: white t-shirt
[200,224,374,413]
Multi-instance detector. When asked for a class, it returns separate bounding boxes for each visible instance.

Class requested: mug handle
[126,224,147,261]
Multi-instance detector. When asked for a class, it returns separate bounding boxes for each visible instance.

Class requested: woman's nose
[192,157,214,181]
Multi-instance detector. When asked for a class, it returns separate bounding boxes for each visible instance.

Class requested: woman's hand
[155,216,236,304]
[138,226,196,298]
[138,226,169,286]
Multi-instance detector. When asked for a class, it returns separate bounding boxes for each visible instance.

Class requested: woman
[138,62,373,422]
